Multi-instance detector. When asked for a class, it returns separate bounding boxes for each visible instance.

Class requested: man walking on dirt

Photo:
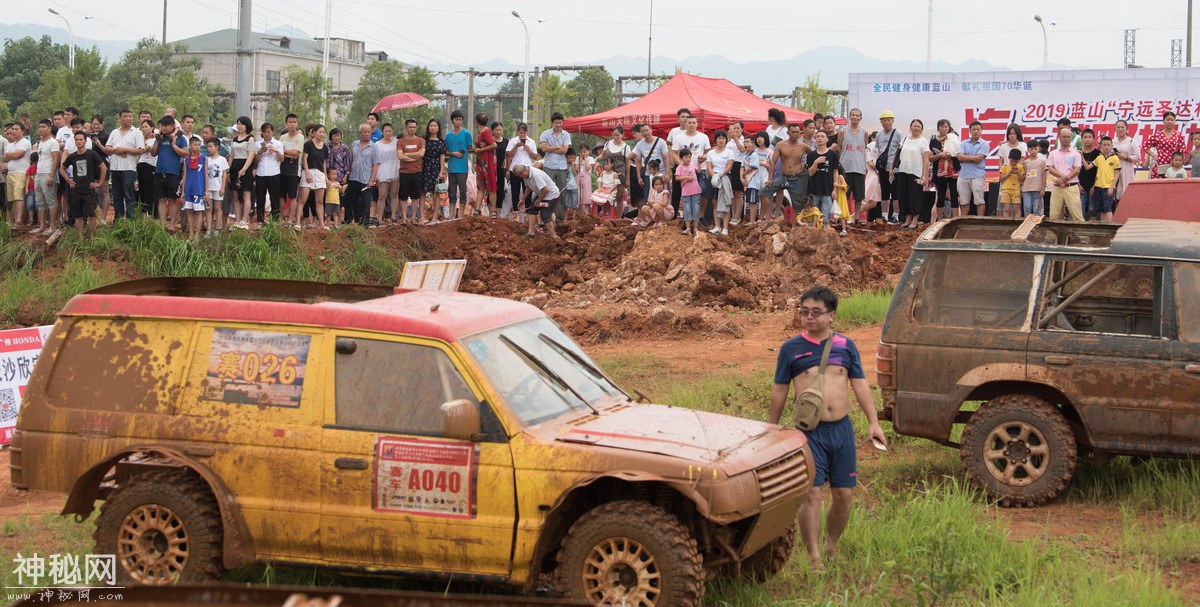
[768,286,886,569]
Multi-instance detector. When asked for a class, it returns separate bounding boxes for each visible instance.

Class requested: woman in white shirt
[892,119,931,231]
[1112,119,1140,202]
[250,122,284,229]
[602,126,632,218]
[996,124,1028,165]
[504,122,539,212]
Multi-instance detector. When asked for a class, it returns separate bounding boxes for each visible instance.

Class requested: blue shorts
[745,188,760,206]
[800,415,857,488]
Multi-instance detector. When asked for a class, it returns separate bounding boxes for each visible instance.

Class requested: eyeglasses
[797,309,830,318]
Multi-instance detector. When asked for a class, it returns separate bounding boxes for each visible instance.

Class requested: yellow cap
[880,110,895,119]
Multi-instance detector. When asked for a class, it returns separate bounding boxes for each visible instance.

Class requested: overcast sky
[16,0,1199,72]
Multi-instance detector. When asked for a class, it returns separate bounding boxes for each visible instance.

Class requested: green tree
[15,47,106,120]
[530,74,574,135]
[0,99,12,126]
[92,39,229,125]
[795,72,838,116]
[0,36,69,111]
[343,62,438,133]
[565,67,614,118]
[265,64,331,126]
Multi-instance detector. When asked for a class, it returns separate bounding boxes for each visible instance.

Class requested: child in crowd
[863,132,881,223]
[205,138,228,236]
[1090,136,1121,223]
[24,153,38,231]
[637,175,672,226]
[575,145,594,215]
[742,133,768,225]
[998,148,1024,219]
[833,170,849,236]
[563,148,580,221]
[797,203,824,228]
[1039,139,1053,215]
[1021,143,1046,217]
[325,168,342,228]
[676,148,701,235]
[1165,152,1188,178]
[180,136,208,241]
[597,156,619,217]
[1188,131,1200,178]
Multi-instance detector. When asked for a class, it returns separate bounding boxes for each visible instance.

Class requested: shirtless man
[768,286,887,570]
[759,123,813,217]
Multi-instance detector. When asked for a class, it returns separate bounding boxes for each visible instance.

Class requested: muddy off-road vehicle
[11,278,812,607]
[879,216,1200,506]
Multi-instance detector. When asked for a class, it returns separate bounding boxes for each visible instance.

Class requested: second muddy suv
[879,217,1200,506]
[12,278,811,607]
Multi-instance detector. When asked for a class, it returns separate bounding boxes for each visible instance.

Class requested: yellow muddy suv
[11,278,812,607]
[879,216,1200,506]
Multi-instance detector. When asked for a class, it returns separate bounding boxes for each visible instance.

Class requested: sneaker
[840,229,848,236]
[293,224,302,233]
[720,228,729,235]
[709,226,720,234]
[730,219,741,226]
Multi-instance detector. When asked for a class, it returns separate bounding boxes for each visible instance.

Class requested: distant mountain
[430,46,1084,95]
[0,23,138,62]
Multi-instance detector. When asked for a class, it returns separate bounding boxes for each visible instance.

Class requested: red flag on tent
[372,92,432,113]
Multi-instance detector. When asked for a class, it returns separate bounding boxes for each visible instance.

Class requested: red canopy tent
[562,72,814,139]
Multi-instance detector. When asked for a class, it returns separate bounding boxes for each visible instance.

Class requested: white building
[175,28,394,125]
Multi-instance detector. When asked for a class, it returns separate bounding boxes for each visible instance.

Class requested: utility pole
[162,0,168,43]
[235,0,253,120]
[647,0,653,82]
[1188,0,1194,67]
[320,0,331,124]
[1124,29,1138,68]
[926,0,933,71]
[1172,39,1184,67]
[467,68,476,124]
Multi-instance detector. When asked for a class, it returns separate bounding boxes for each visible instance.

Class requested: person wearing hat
[875,110,903,223]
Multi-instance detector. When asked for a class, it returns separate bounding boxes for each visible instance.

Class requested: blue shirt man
[445,124,474,174]
[958,128,989,180]
[155,128,188,175]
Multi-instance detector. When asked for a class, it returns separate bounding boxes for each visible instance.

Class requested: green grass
[836,289,894,329]
[0,218,413,326]
[0,512,95,591]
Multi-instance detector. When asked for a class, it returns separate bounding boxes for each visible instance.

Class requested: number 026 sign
[374,437,478,519]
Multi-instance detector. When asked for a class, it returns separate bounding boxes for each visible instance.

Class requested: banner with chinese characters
[849,67,1200,169]
[0,326,54,446]
[205,329,310,408]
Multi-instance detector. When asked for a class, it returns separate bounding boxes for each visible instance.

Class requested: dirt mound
[547,222,915,312]
[550,305,746,344]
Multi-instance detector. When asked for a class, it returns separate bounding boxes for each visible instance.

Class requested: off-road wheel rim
[117,504,191,584]
[983,420,1050,487]
[581,536,662,606]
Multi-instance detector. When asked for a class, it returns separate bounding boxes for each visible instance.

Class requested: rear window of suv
[911,251,1036,329]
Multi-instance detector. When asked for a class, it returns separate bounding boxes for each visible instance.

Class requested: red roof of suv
[62,278,543,341]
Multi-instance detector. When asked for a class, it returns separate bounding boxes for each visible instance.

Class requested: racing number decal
[206,328,310,407]
[373,437,478,519]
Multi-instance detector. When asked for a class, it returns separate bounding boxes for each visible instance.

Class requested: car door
[177,323,325,560]
[1028,257,1175,450]
[319,332,516,577]
[1170,262,1200,450]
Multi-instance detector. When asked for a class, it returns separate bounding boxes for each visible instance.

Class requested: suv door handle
[1186,364,1200,374]
[334,457,368,470]
[1044,355,1074,365]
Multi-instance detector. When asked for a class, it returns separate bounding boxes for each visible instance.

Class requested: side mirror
[441,399,481,441]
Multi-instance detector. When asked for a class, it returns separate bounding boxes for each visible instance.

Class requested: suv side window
[1038,259,1162,337]
[334,338,479,436]
[912,251,1035,329]
[1175,262,1200,343]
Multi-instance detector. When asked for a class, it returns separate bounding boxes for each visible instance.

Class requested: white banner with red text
[849,67,1200,170]
[0,326,53,445]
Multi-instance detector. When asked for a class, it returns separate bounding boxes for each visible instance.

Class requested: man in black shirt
[805,131,840,227]
[1077,129,1100,220]
[59,132,106,240]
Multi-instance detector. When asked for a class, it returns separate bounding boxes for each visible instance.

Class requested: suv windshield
[464,317,627,426]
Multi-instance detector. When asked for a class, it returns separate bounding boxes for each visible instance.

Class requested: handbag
[793,336,834,432]
[591,186,613,205]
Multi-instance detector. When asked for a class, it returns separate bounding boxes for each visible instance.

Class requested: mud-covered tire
[960,394,1076,507]
[739,523,796,582]
[557,500,704,607]
[94,469,224,585]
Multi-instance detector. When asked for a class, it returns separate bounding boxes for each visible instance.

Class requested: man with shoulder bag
[768,286,887,570]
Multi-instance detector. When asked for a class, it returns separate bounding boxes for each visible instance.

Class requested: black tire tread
[557,500,704,607]
[740,522,796,582]
[960,394,1077,508]
[93,468,224,584]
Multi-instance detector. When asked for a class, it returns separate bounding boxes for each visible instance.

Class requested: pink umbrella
[372,92,432,113]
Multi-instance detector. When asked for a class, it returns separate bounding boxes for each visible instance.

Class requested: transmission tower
[1124,29,1137,68]
[1171,39,1183,67]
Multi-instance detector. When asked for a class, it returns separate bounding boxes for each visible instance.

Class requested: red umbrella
[372,92,432,113]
